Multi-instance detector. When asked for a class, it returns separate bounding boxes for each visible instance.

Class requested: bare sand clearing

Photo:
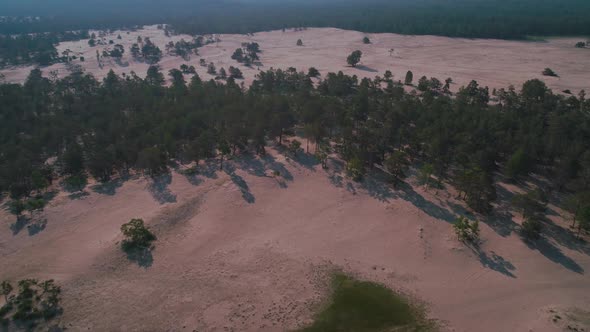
[1,26,589,94]
[1,143,589,331]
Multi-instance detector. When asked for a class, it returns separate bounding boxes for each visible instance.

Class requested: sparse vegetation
[0,279,62,329]
[363,36,371,44]
[297,39,303,46]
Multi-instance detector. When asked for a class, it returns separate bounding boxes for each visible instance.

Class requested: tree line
[1,0,590,39]
[0,30,89,68]
[1,66,589,236]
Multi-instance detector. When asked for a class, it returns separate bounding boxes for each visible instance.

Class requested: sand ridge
[1,26,589,94]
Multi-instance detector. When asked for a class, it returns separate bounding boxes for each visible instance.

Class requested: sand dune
[1,26,589,94]
[1,144,589,331]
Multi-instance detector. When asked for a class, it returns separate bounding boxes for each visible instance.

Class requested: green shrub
[542,68,558,77]
[121,218,157,251]
[453,216,480,244]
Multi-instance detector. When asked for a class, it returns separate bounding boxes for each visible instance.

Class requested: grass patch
[300,273,436,332]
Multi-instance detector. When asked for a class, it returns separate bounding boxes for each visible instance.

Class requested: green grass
[300,273,436,332]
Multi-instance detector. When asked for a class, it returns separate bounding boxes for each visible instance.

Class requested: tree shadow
[288,151,320,171]
[224,164,255,204]
[9,215,47,236]
[27,218,47,236]
[471,247,517,278]
[484,210,518,238]
[10,215,31,235]
[524,236,584,274]
[124,246,154,268]
[233,152,267,177]
[91,176,128,196]
[361,172,394,202]
[198,160,221,179]
[147,173,177,204]
[262,154,294,182]
[396,182,456,223]
[355,65,378,73]
[538,217,590,256]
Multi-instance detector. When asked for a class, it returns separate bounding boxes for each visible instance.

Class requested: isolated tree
[228,66,243,79]
[120,218,156,250]
[296,39,303,46]
[404,70,413,85]
[218,67,227,80]
[453,216,480,244]
[231,48,244,62]
[575,41,586,48]
[363,36,371,44]
[207,62,217,75]
[308,67,320,78]
[347,50,362,67]
[542,68,558,77]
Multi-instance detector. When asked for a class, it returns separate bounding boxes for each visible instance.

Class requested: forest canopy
[1,66,589,220]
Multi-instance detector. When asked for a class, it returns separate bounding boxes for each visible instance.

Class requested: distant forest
[0,0,589,39]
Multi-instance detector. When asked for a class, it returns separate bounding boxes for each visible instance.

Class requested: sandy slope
[1,26,589,94]
[1,145,589,331]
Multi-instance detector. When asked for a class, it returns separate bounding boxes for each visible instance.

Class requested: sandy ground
[1,26,589,94]
[1,143,589,331]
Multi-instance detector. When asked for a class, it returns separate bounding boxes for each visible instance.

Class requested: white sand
[1,26,589,94]
[1,144,589,331]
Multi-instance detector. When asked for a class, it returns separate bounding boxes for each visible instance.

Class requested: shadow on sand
[147,173,177,204]
[224,164,255,204]
[124,246,154,268]
[10,215,47,236]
